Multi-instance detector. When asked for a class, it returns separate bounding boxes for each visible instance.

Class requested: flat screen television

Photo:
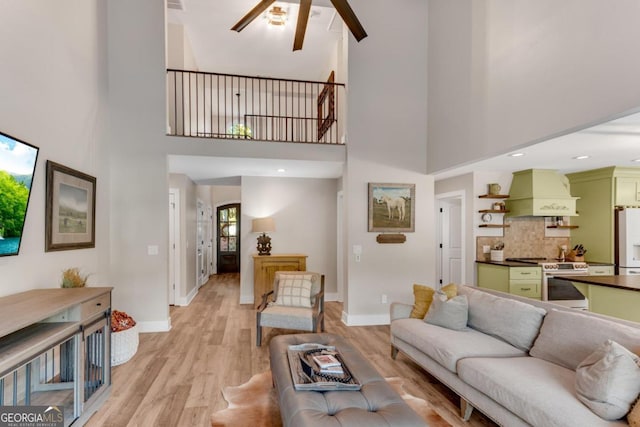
[0,131,39,256]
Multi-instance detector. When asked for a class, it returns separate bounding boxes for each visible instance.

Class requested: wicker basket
[111,324,139,366]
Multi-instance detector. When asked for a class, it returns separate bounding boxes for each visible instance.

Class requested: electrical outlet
[381,294,388,304]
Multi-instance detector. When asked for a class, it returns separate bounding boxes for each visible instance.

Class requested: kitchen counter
[475,260,540,267]
[477,260,614,267]
[561,275,640,292]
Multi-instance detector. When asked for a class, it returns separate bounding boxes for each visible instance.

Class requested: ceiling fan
[231,0,367,51]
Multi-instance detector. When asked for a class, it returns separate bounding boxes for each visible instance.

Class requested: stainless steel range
[506,258,589,310]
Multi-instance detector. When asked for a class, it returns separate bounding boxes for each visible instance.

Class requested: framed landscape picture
[45,161,96,251]
[368,183,415,232]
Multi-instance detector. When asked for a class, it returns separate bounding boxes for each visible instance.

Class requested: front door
[217,204,240,273]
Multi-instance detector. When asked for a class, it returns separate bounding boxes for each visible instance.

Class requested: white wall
[240,176,338,304]
[167,23,198,71]
[107,0,170,331]
[211,185,241,207]
[344,0,433,325]
[428,0,640,173]
[0,1,108,297]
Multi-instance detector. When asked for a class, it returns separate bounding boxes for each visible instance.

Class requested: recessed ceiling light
[277,168,286,173]
[573,155,590,160]
[509,153,525,157]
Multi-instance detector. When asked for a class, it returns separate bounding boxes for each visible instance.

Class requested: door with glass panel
[217,204,240,273]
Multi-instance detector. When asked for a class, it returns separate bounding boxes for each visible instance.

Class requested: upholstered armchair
[256,271,325,346]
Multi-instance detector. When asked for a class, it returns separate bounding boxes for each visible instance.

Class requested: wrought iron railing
[166,69,345,144]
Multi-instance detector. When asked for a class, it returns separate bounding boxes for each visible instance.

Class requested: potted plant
[61,267,89,288]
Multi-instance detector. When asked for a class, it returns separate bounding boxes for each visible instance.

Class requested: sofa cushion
[390,318,525,373]
[575,340,640,420]
[409,283,456,319]
[457,285,546,351]
[424,293,468,331]
[530,309,640,371]
[457,356,628,427]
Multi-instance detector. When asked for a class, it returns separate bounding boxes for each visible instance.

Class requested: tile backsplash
[476,216,570,260]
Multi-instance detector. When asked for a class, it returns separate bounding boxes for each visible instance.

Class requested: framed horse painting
[368,183,415,232]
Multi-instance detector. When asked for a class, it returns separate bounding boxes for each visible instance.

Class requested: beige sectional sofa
[390,285,640,427]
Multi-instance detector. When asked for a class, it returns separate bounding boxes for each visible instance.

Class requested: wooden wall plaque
[376,234,406,244]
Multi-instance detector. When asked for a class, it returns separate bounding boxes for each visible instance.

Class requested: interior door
[439,198,463,286]
[217,204,240,273]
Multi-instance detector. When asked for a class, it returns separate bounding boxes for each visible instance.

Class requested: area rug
[211,371,452,426]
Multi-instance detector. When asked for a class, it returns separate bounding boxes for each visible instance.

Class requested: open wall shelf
[478,194,509,199]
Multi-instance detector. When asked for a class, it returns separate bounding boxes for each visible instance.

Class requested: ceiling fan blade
[293,0,312,51]
[329,0,367,42]
[231,0,276,32]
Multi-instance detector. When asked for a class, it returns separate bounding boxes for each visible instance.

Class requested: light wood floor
[86,273,497,427]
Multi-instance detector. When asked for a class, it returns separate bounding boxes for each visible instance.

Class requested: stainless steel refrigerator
[617,208,640,275]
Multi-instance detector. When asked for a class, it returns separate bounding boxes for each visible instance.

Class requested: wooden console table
[252,254,307,306]
[0,287,113,426]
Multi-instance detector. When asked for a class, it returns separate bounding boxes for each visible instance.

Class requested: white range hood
[505,169,579,217]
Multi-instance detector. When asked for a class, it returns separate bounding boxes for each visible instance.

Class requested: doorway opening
[217,203,241,273]
[436,193,465,287]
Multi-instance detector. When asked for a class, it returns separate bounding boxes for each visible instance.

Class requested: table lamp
[252,217,275,256]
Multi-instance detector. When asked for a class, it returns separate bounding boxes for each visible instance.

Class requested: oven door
[547,277,586,300]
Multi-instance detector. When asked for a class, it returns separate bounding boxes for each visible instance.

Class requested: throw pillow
[424,293,468,331]
[409,284,435,319]
[629,398,640,427]
[409,283,457,319]
[275,278,313,307]
[575,339,640,420]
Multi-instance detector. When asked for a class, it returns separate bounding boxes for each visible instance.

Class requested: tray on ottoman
[287,343,361,391]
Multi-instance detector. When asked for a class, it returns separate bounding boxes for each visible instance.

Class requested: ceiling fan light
[267,6,287,26]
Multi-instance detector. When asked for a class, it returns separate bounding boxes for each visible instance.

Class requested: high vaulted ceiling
[167,2,640,183]
[167,0,343,81]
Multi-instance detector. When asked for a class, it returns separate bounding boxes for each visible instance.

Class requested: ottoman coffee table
[269,333,428,427]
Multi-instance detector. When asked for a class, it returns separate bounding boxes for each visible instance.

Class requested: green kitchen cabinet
[477,263,541,299]
[586,285,640,323]
[587,265,614,276]
[568,166,640,264]
[615,177,640,206]
[477,263,509,293]
[508,267,541,299]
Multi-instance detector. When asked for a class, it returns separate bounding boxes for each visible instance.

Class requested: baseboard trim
[176,286,198,306]
[138,318,172,333]
[341,312,390,326]
[240,294,254,305]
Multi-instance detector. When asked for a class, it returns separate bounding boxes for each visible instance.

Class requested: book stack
[312,353,344,374]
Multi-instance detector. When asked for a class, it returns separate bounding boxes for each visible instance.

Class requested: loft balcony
[166,69,346,145]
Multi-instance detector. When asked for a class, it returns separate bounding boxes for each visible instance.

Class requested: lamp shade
[252,217,275,233]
